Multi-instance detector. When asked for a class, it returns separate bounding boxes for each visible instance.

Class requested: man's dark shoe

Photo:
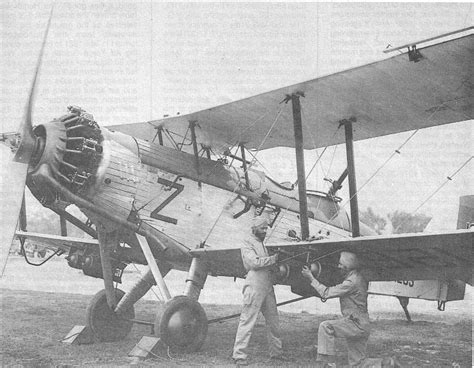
[233,358,249,366]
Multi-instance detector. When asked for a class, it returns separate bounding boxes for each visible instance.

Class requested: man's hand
[270,253,278,263]
[301,265,315,281]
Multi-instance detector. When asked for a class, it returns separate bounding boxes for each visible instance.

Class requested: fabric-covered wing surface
[267,229,474,284]
[189,247,246,278]
[190,230,473,284]
[109,34,473,153]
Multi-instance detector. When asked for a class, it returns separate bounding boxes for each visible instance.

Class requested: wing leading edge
[110,32,473,153]
[15,231,99,252]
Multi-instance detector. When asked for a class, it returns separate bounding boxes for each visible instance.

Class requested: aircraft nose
[26,107,104,206]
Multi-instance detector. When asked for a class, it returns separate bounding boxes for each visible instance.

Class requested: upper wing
[190,229,474,284]
[16,231,98,253]
[109,32,473,153]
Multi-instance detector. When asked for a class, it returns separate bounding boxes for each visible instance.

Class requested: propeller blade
[13,8,54,164]
[0,161,28,276]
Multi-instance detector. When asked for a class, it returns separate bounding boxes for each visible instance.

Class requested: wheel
[86,288,134,342]
[156,296,208,352]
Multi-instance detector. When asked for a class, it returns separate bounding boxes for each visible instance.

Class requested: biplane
[1,14,472,353]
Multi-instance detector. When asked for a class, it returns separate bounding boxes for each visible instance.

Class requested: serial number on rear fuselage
[395,280,414,287]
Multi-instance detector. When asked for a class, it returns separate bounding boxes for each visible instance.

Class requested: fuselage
[25,107,374,272]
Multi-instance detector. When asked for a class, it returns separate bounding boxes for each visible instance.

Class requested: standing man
[232,217,285,366]
[301,251,400,368]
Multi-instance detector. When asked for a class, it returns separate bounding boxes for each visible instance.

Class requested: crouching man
[302,251,400,368]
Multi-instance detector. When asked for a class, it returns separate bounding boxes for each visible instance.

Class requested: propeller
[0,9,53,276]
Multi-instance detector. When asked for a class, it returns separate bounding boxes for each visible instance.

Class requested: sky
[1,2,473,231]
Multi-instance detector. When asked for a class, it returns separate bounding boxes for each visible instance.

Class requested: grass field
[1,288,471,367]
[1,257,472,367]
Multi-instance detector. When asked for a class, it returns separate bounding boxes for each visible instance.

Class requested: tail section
[457,195,474,229]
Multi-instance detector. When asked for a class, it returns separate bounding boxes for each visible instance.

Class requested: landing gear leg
[397,296,412,322]
[97,228,119,308]
[156,258,209,352]
[86,228,135,341]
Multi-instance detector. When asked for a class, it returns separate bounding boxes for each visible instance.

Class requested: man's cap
[339,251,360,270]
[252,217,269,229]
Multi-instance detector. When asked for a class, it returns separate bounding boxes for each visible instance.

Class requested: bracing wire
[301,103,342,185]
[356,129,419,198]
[184,107,281,192]
[253,107,284,155]
[392,156,473,233]
[131,263,164,302]
[202,106,285,244]
[323,96,459,232]
[298,104,346,231]
[317,128,420,233]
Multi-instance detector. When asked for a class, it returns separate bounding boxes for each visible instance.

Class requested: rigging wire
[244,146,281,182]
[163,129,179,150]
[293,104,346,233]
[227,144,241,167]
[178,125,191,150]
[234,109,273,141]
[202,107,284,244]
[252,107,284,155]
[300,104,342,186]
[317,128,420,233]
[357,129,419,198]
[182,107,280,192]
[324,91,460,232]
[131,262,164,302]
[392,156,473,233]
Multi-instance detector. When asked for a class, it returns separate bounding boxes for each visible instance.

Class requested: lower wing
[190,229,473,285]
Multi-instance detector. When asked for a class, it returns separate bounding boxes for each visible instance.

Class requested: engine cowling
[26,106,144,231]
[26,106,104,206]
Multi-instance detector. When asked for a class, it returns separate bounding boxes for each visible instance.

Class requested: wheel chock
[62,325,93,345]
[128,336,163,360]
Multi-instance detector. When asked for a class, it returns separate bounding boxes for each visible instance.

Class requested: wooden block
[62,325,93,345]
[128,336,162,360]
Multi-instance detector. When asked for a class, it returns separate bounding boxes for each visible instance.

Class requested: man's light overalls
[311,270,372,367]
[232,234,283,361]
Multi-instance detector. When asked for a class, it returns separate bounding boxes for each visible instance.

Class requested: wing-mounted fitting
[407,45,423,63]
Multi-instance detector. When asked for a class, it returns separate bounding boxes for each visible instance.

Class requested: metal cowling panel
[90,139,146,222]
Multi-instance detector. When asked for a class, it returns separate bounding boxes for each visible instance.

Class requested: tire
[86,288,134,342]
[156,296,208,352]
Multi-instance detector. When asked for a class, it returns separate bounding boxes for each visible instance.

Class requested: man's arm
[309,278,355,299]
[301,266,355,299]
[241,246,278,271]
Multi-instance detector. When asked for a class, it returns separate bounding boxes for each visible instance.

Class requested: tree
[388,210,432,234]
[360,207,387,234]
